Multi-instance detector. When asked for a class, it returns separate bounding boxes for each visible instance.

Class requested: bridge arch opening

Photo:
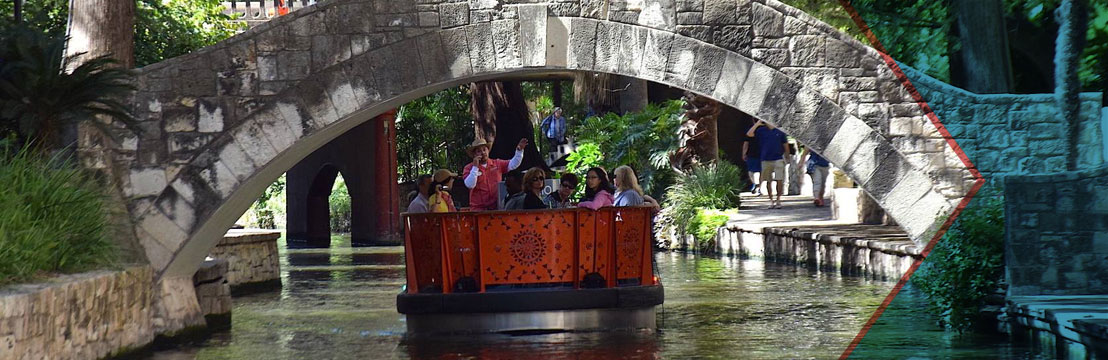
[111,0,974,282]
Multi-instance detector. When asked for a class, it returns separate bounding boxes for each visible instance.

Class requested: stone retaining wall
[0,267,154,360]
[209,229,282,287]
[716,224,919,280]
[1004,165,1108,296]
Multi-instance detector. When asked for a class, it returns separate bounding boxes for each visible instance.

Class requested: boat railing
[402,206,657,294]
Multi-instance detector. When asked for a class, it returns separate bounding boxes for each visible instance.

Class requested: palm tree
[669,91,720,171]
[0,27,137,151]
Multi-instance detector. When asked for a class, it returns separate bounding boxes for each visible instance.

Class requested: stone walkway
[1005,295,1108,356]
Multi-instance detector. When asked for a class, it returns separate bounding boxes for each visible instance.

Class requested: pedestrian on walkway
[539,107,567,151]
[746,120,789,209]
[462,138,527,211]
[801,148,831,207]
[742,126,762,195]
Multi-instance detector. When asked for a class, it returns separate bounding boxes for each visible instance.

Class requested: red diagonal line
[834,1,988,358]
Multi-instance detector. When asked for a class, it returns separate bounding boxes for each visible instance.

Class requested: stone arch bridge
[95,0,975,295]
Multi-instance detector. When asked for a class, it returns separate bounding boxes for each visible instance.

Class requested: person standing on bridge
[463,138,528,211]
[746,119,788,209]
[540,107,567,151]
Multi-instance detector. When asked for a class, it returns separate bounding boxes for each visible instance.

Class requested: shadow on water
[139,233,1047,359]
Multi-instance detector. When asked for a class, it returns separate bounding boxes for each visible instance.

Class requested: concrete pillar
[372,110,401,243]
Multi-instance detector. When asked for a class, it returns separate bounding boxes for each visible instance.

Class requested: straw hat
[433,169,457,183]
[466,138,492,157]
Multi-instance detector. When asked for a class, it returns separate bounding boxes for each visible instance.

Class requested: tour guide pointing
[462,138,527,211]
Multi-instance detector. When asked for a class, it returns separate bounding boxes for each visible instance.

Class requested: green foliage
[329,174,351,232]
[912,197,1005,332]
[240,174,285,229]
[688,209,735,248]
[396,86,473,182]
[572,100,684,198]
[661,162,743,233]
[134,0,245,66]
[1,0,242,66]
[0,148,116,286]
[0,27,137,149]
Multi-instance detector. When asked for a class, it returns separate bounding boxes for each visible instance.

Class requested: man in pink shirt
[462,138,527,211]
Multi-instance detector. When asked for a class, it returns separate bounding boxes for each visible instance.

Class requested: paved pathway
[730,192,855,231]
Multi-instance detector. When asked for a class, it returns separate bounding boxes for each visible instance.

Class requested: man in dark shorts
[742,129,762,195]
[746,119,789,209]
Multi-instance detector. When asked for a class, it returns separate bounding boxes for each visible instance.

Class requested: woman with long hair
[612,165,645,207]
[577,167,614,210]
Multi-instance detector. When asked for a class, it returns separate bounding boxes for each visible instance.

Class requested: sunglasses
[532,177,546,182]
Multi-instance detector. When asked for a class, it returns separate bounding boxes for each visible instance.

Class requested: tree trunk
[951,0,1013,93]
[65,0,134,68]
[574,72,619,116]
[1055,0,1089,171]
[469,81,546,171]
[13,0,22,24]
[670,92,720,171]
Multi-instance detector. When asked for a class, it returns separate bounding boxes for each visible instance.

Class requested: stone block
[1028,123,1064,140]
[824,119,876,178]
[861,149,909,201]
[130,168,168,198]
[704,0,750,25]
[686,44,727,94]
[518,4,548,67]
[492,20,523,70]
[140,208,189,251]
[751,48,788,68]
[277,51,311,80]
[788,35,824,67]
[677,25,712,42]
[310,35,352,72]
[677,0,704,12]
[439,27,474,78]
[637,0,677,31]
[733,62,775,115]
[618,25,649,77]
[325,2,375,34]
[677,11,703,25]
[664,35,699,86]
[567,18,599,70]
[231,122,279,169]
[750,2,783,38]
[595,21,624,74]
[466,22,496,72]
[711,52,753,106]
[712,25,752,56]
[640,29,674,81]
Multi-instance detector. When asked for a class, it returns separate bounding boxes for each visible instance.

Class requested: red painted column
[373,109,401,241]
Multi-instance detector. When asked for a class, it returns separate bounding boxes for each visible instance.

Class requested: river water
[144,235,1046,359]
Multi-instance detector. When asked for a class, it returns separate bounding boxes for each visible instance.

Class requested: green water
[142,235,1045,359]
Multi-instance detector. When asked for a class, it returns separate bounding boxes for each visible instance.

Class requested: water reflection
[141,234,1039,359]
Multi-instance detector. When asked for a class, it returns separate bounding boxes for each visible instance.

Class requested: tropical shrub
[0,148,116,286]
[571,100,684,198]
[0,27,137,149]
[688,209,735,248]
[396,86,473,183]
[239,174,285,229]
[911,196,1005,331]
[661,161,743,229]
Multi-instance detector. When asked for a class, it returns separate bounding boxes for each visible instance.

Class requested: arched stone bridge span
[99,0,975,281]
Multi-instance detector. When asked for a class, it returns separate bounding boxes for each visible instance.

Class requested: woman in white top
[612,165,645,207]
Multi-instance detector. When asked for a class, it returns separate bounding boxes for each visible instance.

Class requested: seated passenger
[507,167,549,210]
[429,169,458,213]
[502,170,525,210]
[612,165,645,207]
[577,167,614,210]
[544,173,578,208]
[405,174,432,213]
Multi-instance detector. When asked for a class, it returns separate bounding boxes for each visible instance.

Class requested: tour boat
[397,206,664,334]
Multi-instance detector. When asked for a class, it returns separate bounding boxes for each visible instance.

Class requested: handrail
[402,206,656,294]
[221,1,317,23]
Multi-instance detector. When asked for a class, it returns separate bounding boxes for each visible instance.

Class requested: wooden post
[372,110,401,242]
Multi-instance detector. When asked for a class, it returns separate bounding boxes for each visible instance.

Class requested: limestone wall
[902,65,1106,187]
[0,267,154,360]
[210,229,281,287]
[1005,165,1108,296]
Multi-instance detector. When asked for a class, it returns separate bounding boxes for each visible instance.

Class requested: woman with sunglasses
[577,167,614,210]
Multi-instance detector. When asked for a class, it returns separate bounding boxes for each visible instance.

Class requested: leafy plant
[911,197,1005,331]
[239,174,285,229]
[0,27,137,150]
[572,100,684,198]
[396,86,473,182]
[0,147,117,286]
[329,174,351,232]
[661,161,743,230]
[688,209,735,248]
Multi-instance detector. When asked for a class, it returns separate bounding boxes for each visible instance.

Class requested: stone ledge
[218,229,282,246]
[1005,295,1108,357]
[0,266,154,360]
